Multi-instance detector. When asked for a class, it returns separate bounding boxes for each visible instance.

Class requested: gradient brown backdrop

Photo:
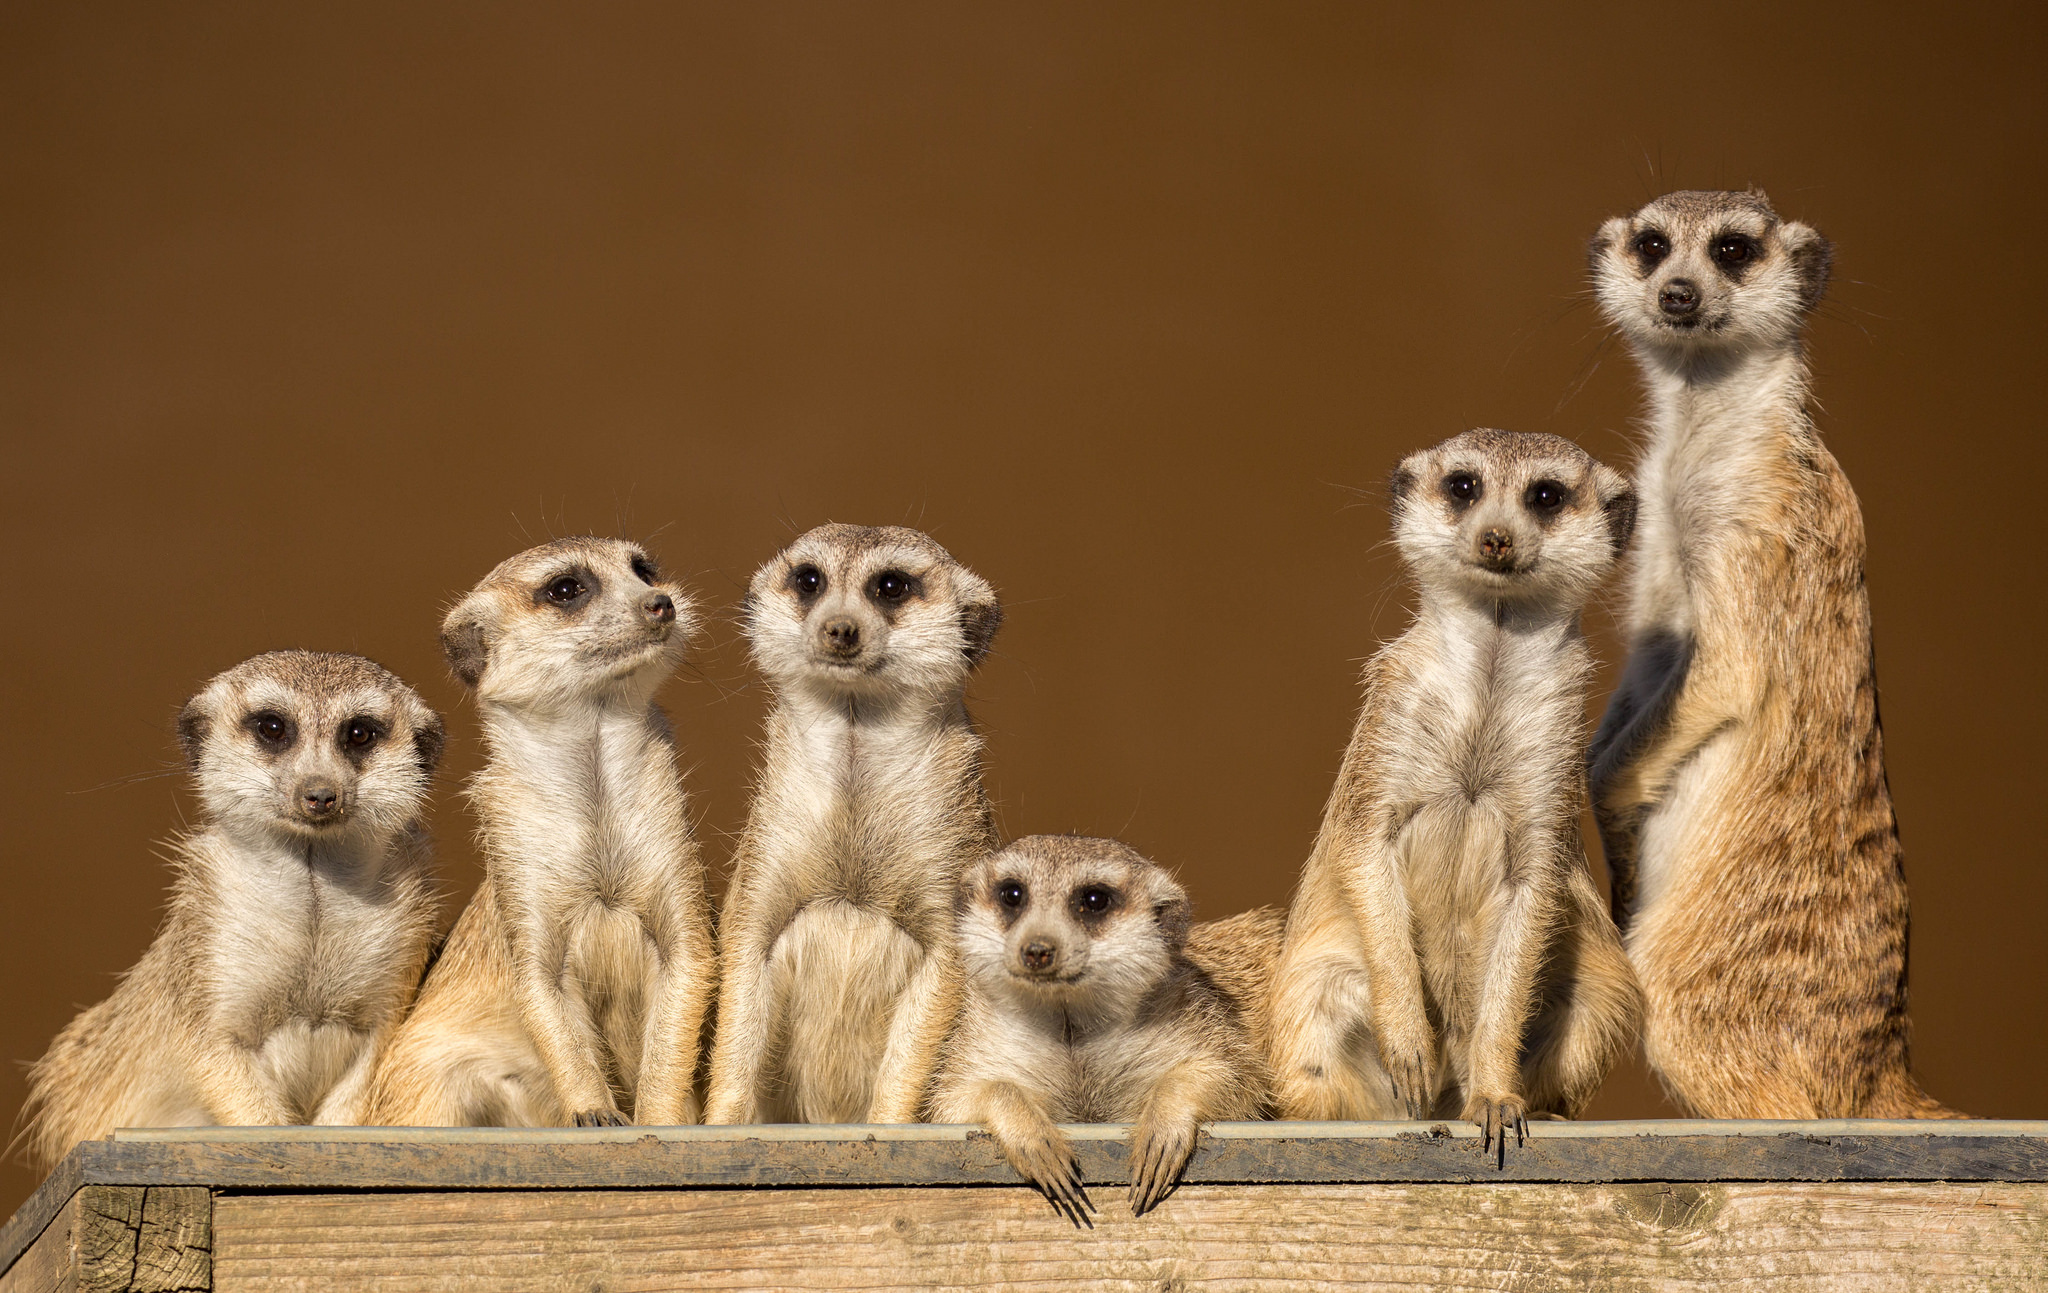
[3,2,2042,1219]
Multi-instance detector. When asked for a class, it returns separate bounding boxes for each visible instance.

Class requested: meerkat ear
[175,698,209,771]
[1386,465,1417,506]
[959,584,1003,669]
[411,706,447,776]
[1588,216,1630,274]
[440,615,490,689]
[1151,894,1192,950]
[1598,467,1639,555]
[1780,220,1832,309]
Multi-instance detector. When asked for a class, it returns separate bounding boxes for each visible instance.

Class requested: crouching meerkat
[1266,430,1643,1159]
[22,652,444,1169]
[702,524,1001,1126]
[930,837,1273,1226]
[1587,190,1959,1118]
[366,538,716,1127]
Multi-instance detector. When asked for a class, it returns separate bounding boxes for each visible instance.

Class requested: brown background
[3,1,2042,1220]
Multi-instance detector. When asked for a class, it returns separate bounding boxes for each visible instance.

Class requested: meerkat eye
[1632,231,1670,264]
[872,570,914,603]
[1710,235,1756,266]
[342,718,383,749]
[544,575,586,604]
[1525,480,1569,512]
[1074,886,1117,916]
[996,880,1026,908]
[247,712,292,746]
[629,556,659,585]
[790,565,824,598]
[1444,473,1480,505]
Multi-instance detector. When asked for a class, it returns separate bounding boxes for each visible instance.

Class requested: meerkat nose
[642,592,675,624]
[823,618,861,653]
[298,782,341,819]
[1021,941,1057,973]
[1659,278,1700,316]
[1479,529,1515,569]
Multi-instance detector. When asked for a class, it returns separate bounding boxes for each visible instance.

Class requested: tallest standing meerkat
[704,524,1001,1125]
[1587,189,1958,1118]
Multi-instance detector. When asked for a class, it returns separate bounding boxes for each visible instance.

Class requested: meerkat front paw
[1464,1093,1527,1168]
[1001,1130,1094,1229]
[572,1107,627,1128]
[1375,1022,1439,1120]
[1127,1116,1200,1217]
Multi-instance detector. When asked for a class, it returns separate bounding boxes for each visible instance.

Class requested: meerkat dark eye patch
[788,564,825,599]
[629,555,659,585]
[536,569,596,610]
[1525,480,1570,514]
[244,710,296,751]
[1631,230,1670,268]
[996,880,1027,909]
[869,569,920,604]
[1072,885,1119,919]
[1443,472,1481,506]
[339,716,387,759]
[1709,233,1759,275]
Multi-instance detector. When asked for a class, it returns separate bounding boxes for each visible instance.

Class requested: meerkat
[930,836,1272,1225]
[1586,190,1960,1119]
[20,652,443,1170]
[701,524,1001,1126]
[366,538,716,1128]
[1266,430,1644,1160]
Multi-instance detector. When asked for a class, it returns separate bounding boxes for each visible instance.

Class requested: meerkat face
[176,651,444,845]
[440,537,697,710]
[746,523,1001,705]
[1590,189,1831,357]
[956,837,1190,1018]
[1390,429,1635,614]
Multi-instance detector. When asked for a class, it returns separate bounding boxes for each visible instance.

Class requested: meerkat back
[1586,190,1957,1118]
[366,538,716,1128]
[22,652,444,1170]
[703,524,1001,1126]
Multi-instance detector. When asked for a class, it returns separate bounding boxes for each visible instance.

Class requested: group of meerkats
[19,189,1961,1226]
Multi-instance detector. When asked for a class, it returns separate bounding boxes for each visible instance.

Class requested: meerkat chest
[205,847,411,1043]
[1382,627,1583,816]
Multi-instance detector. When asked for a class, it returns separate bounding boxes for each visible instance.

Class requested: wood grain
[1,1187,209,1293]
[210,1182,2048,1292]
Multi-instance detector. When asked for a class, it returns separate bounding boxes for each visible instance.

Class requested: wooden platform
[4,1120,2044,1290]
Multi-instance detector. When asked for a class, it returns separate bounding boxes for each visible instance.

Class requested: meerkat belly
[252,1021,371,1120]
[1629,726,1744,960]
[1395,796,1511,1038]
[768,899,922,1123]
[562,901,660,1075]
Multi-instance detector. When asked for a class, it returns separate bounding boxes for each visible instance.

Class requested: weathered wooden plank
[9,1121,2045,1278]
[0,1188,210,1293]
[209,1183,2048,1291]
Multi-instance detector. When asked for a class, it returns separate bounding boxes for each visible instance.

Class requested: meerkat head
[956,836,1190,1024]
[746,523,1001,706]
[175,651,444,845]
[439,537,697,711]
[1589,189,1831,360]
[1390,429,1635,615]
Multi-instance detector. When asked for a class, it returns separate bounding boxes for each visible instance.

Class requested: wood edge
[0,1148,85,1281]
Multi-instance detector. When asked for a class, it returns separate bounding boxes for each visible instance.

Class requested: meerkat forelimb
[701,524,1002,1127]
[20,652,444,1169]
[930,837,1272,1224]
[1586,190,1960,1118]
[365,538,716,1128]
[1266,430,1644,1161]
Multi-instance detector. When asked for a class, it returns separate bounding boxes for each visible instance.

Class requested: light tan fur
[703,524,1001,1126]
[1267,430,1643,1160]
[366,538,715,1127]
[21,653,444,1169]
[1587,190,1960,1119]
[930,837,1272,1225]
